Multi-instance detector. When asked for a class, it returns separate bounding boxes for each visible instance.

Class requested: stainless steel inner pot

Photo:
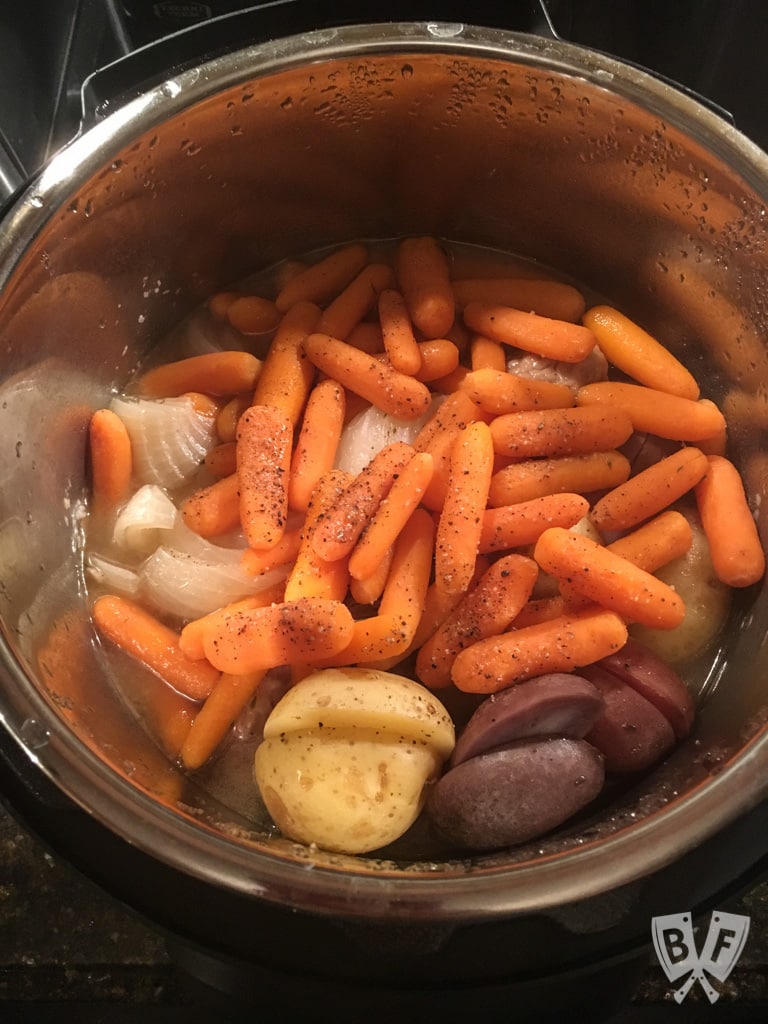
[1,21,768,926]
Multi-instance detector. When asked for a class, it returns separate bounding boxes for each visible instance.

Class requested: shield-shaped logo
[651,911,750,1003]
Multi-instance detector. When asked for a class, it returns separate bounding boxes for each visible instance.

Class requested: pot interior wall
[1,30,768,893]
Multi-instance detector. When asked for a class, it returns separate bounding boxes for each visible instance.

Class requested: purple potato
[427,737,605,851]
[582,665,676,773]
[595,637,695,739]
[450,673,606,767]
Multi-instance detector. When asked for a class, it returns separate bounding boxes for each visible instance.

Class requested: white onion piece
[86,554,141,597]
[163,517,247,564]
[140,545,287,621]
[112,484,178,555]
[334,397,441,476]
[111,395,216,489]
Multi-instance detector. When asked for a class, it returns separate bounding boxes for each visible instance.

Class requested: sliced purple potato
[450,672,605,767]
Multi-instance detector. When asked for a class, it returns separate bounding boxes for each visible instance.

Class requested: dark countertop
[4,797,768,1023]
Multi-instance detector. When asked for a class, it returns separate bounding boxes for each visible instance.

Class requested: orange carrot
[411,339,460,382]
[236,404,293,549]
[203,596,355,674]
[204,441,237,478]
[489,405,634,460]
[93,594,220,701]
[317,263,395,340]
[606,510,693,573]
[470,334,507,373]
[288,379,346,512]
[179,586,285,661]
[216,393,251,443]
[89,408,132,512]
[460,367,575,415]
[695,454,766,587]
[226,295,281,335]
[582,305,700,400]
[413,388,479,453]
[208,291,240,321]
[416,553,538,688]
[431,364,471,394]
[419,422,465,512]
[378,288,422,374]
[488,450,631,507]
[453,278,586,322]
[311,442,413,562]
[284,470,352,601]
[303,332,432,420]
[533,527,686,629]
[509,594,566,629]
[463,302,596,363]
[251,300,319,425]
[320,508,434,666]
[479,493,590,553]
[275,242,369,312]
[181,392,222,419]
[590,446,709,532]
[395,236,455,338]
[348,452,434,580]
[240,525,303,577]
[434,421,494,598]
[137,351,262,398]
[349,544,395,604]
[576,381,726,442]
[346,320,385,354]
[181,472,241,538]
[451,607,628,693]
[180,669,266,770]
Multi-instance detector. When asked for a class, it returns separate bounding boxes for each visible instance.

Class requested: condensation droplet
[19,718,49,751]
[28,194,44,208]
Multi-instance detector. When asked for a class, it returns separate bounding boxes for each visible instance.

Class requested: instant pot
[3,2,768,1020]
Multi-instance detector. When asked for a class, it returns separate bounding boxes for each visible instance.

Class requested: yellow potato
[263,667,455,758]
[255,728,441,853]
[253,668,455,853]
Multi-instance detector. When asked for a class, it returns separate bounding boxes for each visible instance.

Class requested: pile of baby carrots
[87,236,766,772]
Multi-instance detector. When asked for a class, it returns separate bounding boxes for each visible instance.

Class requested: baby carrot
[181,472,241,537]
[378,288,422,374]
[509,594,566,629]
[606,510,693,573]
[137,351,262,398]
[346,320,385,354]
[93,594,221,701]
[251,300,319,425]
[582,305,700,400]
[216,393,251,442]
[349,544,395,604]
[470,334,507,373]
[204,441,237,478]
[411,340,460,383]
[413,388,479,453]
[348,452,434,580]
[453,278,586,322]
[416,553,539,688]
[317,263,395,340]
[488,450,631,507]
[303,332,432,420]
[240,525,303,577]
[179,585,286,663]
[695,454,766,587]
[203,596,355,674]
[395,236,455,339]
[479,493,590,553]
[489,405,634,460]
[533,527,686,630]
[208,291,239,321]
[431,364,470,394]
[311,442,413,562]
[463,302,596,363]
[275,242,369,312]
[180,669,266,770]
[576,381,727,442]
[236,404,293,549]
[284,470,352,601]
[226,295,281,335]
[435,420,494,598]
[89,408,132,512]
[451,607,628,693]
[460,367,575,415]
[288,379,346,512]
[590,446,709,533]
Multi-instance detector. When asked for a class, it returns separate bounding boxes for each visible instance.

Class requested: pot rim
[2,20,768,922]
